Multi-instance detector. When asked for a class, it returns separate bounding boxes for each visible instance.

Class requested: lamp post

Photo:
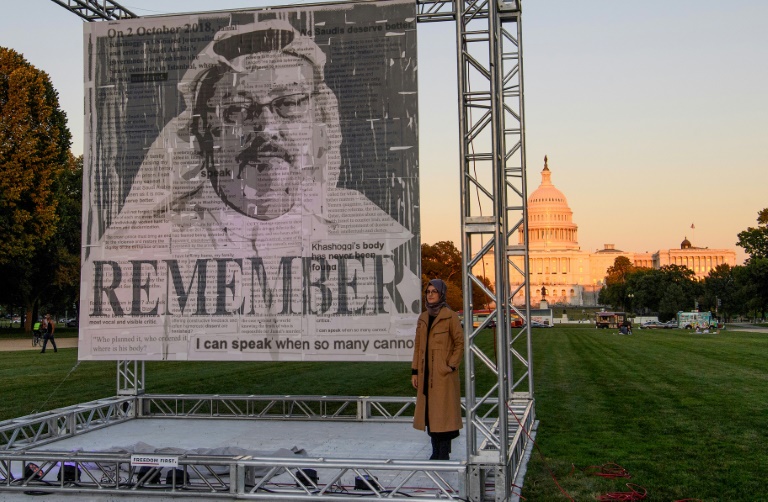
[627,293,634,314]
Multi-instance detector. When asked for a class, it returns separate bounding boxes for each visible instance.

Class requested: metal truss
[453,0,533,500]
[139,394,418,421]
[49,0,136,21]
[0,450,465,499]
[117,360,145,395]
[0,394,533,499]
[0,394,473,500]
[0,397,135,451]
[0,395,533,500]
[416,0,455,22]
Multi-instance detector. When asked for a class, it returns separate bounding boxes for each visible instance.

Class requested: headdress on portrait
[175,20,341,187]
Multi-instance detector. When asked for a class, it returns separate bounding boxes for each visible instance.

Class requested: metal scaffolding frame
[454,1,533,499]
[49,0,136,21]
[0,394,536,499]
[116,360,145,396]
[33,1,534,499]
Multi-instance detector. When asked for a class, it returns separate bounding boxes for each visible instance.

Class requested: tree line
[599,208,768,321]
[0,47,81,330]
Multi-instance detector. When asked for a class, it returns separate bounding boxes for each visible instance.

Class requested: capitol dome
[521,156,579,250]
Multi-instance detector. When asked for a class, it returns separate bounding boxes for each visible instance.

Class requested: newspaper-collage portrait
[80,0,420,361]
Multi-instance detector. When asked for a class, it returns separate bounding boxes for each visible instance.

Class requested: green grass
[0,353,415,420]
[525,327,768,501]
[1,327,766,500]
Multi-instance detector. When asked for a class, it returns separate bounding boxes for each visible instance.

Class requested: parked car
[663,320,678,329]
[66,318,78,328]
[524,321,552,328]
[639,321,666,329]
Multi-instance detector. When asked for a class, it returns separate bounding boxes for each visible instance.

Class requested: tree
[736,208,768,261]
[45,154,82,315]
[599,263,701,320]
[658,283,687,320]
[420,241,493,312]
[599,256,634,310]
[473,275,494,310]
[421,241,462,285]
[421,241,463,310]
[657,264,701,318]
[702,264,737,321]
[0,47,72,329]
[0,153,81,330]
[740,258,768,320]
[625,267,662,314]
[605,256,634,284]
[729,209,768,321]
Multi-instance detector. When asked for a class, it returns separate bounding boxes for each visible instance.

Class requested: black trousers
[41,333,57,352]
[427,430,459,460]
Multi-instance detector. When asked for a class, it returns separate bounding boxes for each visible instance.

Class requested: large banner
[80,0,420,361]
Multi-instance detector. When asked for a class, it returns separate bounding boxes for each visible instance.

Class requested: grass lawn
[524,326,768,501]
[1,326,766,500]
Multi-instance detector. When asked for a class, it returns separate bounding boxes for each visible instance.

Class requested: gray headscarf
[426,279,448,317]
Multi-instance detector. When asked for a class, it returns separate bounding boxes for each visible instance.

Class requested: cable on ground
[506,402,575,501]
[596,483,647,501]
[572,463,632,479]
[33,360,81,413]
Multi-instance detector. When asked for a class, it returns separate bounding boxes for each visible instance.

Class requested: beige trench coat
[411,307,464,432]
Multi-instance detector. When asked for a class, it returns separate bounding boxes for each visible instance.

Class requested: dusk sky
[1,0,765,264]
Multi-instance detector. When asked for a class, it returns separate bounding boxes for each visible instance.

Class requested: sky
[1,0,765,264]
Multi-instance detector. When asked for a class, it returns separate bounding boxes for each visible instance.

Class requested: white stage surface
[31,418,458,460]
[0,415,470,501]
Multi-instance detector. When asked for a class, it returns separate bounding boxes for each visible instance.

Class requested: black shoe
[54,349,57,352]
[40,351,45,353]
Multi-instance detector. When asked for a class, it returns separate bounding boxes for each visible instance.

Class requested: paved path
[726,323,768,333]
[0,336,78,352]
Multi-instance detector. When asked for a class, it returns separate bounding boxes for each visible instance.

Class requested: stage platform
[0,419,465,501]
[0,394,529,501]
[31,418,457,461]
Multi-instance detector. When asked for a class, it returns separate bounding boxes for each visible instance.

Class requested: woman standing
[411,279,464,460]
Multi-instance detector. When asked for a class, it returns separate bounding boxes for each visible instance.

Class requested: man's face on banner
[207,52,323,221]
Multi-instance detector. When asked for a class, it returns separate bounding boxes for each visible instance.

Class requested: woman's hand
[411,375,418,389]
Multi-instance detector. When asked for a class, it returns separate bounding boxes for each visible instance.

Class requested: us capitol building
[507,157,737,306]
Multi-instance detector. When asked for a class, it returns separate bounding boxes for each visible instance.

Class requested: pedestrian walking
[40,314,57,353]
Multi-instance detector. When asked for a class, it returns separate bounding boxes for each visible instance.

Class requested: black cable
[32,361,81,414]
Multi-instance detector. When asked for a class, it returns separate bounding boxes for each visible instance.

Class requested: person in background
[40,314,57,353]
[411,279,464,460]
[40,316,48,341]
